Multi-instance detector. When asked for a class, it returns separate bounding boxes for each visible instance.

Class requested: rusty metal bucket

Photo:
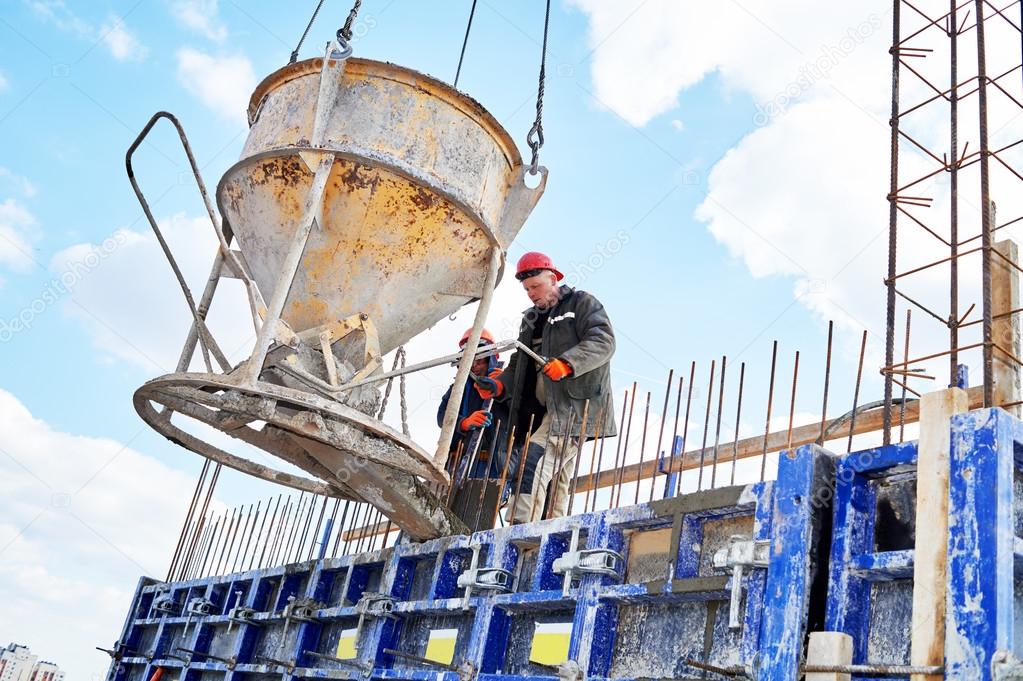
[129,43,546,540]
[218,55,544,354]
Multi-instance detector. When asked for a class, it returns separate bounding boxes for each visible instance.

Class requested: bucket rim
[247,56,523,168]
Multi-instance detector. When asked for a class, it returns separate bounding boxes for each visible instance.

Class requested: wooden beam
[571,384,985,495]
[910,388,968,680]
[805,632,853,681]
[992,239,1021,417]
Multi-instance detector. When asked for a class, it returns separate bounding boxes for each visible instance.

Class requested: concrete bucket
[129,43,547,540]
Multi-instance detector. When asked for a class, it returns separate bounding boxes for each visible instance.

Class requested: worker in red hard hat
[437,327,508,481]
[475,251,616,523]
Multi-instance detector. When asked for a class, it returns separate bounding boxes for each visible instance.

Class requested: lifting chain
[526,0,552,175]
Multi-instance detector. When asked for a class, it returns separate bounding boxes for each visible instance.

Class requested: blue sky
[0,0,962,676]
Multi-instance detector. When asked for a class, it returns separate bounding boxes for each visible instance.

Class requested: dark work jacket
[496,285,617,440]
[437,363,510,478]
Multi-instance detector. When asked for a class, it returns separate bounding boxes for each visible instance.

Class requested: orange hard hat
[515,251,564,281]
[459,327,496,348]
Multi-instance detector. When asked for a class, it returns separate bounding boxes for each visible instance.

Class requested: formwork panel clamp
[712,535,770,631]
[552,526,624,595]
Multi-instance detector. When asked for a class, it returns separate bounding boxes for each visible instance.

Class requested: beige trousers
[507,379,577,524]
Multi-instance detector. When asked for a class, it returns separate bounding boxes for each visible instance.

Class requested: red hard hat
[459,327,495,348]
[515,251,564,281]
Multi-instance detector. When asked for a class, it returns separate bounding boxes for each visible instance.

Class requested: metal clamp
[552,527,624,595]
[456,567,513,592]
[354,592,396,619]
[152,592,179,615]
[457,543,513,609]
[226,589,260,634]
[712,535,770,630]
[186,597,215,616]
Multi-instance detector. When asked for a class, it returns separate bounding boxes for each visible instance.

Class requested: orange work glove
[475,369,504,399]
[542,358,573,381]
[460,410,493,432]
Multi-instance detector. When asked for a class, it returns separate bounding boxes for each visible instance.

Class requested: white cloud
[572,0,1023,388]
[0,387,198,678]
[670,119,684,132]
[29,2,147,61]
[171,0,228,42]
[0,198,38,272]
[51,213,255,372]
[99,15,148,61]
[0,71,9,92]
[176,47,255,124]
[0,167,37,198]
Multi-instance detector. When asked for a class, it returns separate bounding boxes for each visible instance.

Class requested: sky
[2,0,1022,677]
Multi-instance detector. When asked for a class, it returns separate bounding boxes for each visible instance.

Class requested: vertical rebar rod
[569,403,596,514]
[492,425,517,528]
[331,501,351,558]
[730,362,746,486]
[675,362,697,495]
[786,351,801,453]
[185,517,211,580]
[251,496,276,568]
[884,0,903,445]
[473,420,503,531]
[446,441,466,507]
[667,372,684,494]
[608,389,629,510]
[975,0,995,406]
[710,356,728,489]
[651,369,675,502]
[900,309,913,443]
[614,385,638,508]
[543,413,575,520]
[257,495,283,569]
[167,459,210,580]
[199,515,221,578]
[229,505,252,573]
[509,414,536,523]
[760,341,779,481]
[283,493,306,564]
[697,360,717,491]
[817,320,834,445]
[950,0,961,382]
[590,415,609,512]
[582,414,602,513]
[848,330,869,453]
[240,500,263,572]
[308,496,329,561]
[211,509,236,576]
[295,494,318,564]
[634,392,651,505]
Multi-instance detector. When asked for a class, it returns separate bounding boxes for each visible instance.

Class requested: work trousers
[506,379,577,524]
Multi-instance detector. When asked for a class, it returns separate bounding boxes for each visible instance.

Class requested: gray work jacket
[496,285,617,440]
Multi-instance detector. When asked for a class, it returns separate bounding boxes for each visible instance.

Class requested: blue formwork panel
[825,439,920,677]
[825,407,1023,681]
[103,446,833,681]
[947,408,1023,679]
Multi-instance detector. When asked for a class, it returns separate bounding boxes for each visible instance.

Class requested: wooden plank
[571,384,985,495]
[805,632,853,681]
[992,239,1021,417]
[910,388,967,680]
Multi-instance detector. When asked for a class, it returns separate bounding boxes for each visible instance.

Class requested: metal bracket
[152,592,179,616]
[352,592,398,646]
[456,543,512,609]
[552,527,624,595]
[712,535,770,631]
[186,596,216,616]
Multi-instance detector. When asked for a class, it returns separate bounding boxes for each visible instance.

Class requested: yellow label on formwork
[529,622,572,666]
[424,628,458,665]
[336,628,358,659]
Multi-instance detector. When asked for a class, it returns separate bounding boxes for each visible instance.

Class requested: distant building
[0,645,62,681]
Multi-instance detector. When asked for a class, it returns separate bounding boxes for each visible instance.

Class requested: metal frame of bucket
[126,42,547,540]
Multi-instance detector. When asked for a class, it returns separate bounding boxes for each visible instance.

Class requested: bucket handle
[496,165,549,248]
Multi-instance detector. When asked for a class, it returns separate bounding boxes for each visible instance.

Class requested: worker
[437,327,508,480]
[475,252,616,523]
